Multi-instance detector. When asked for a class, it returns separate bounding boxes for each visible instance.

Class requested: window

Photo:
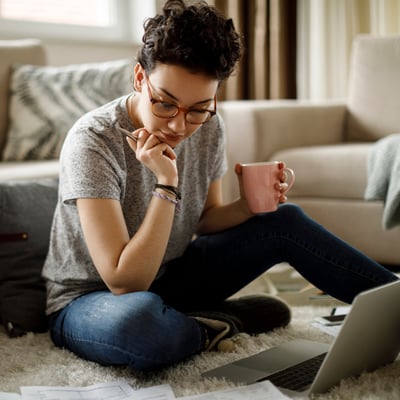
[0,0,110,26]
[0,0,156,43]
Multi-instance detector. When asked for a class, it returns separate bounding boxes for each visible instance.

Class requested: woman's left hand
[234,161,289,210]
[276,162,289,204]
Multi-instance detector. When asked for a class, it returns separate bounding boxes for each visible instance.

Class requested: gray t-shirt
[42,95,227,315]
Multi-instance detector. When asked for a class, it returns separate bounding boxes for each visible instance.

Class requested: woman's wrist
[152,187,181,211]
[156,175,178,187]
[237,197,254,219]
[155,184,181,200]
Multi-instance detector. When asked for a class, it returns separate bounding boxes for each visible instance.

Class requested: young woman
[43,0,398,371]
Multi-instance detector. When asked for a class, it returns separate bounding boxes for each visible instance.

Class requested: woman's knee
[116,291,167,319]
[64,291,165,328]
[273,203,313,227]
[277,203,304,218]
[52,291,170,351]
[101,291,175,338]
[250,203,305,227]
[53,291,202,371]
[114,292,202,370]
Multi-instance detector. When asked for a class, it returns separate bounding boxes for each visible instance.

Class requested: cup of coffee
[241,161,295,213]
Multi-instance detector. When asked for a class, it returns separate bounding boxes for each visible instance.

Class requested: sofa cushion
[346,35,400,141]
[2,59,132,161]
[271,143,371,199]
[0,39,46,156]
[0,179,58,337]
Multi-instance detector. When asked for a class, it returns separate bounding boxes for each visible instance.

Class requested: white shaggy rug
[1,306,400,399]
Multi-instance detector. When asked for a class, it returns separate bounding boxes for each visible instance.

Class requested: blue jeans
[49,204,398,371]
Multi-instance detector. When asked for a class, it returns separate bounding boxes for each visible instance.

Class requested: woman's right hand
[126,128,178,185]
[80,128,179,295]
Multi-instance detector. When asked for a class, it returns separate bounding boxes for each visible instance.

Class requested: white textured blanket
[364,133,400,229]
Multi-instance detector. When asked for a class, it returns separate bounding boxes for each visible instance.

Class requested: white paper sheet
[126,384,175,400]
[16,378,290,400]
[0,394,22,400]
[178,381,291,399]
[20,380,135,400]
[312,322,342,337]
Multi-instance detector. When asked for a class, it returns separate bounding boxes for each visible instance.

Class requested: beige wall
[0,35,139,66]
[41,40,139,66]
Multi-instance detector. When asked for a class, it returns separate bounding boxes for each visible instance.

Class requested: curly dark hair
[137,0,242,81]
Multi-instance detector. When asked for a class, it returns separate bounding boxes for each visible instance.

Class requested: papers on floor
[312,305,351,337]
[20,380,135,400]
[0,380,290,400]
[125,384,176,400]
[0,394,21,400]
[312,322,342,337]
[331,305,351,315]
[0,381,174,400]
[179,381,291,399]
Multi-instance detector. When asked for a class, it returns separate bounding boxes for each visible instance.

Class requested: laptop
[203,280,400,396]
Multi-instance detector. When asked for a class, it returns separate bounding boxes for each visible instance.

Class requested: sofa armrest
[218,99,347,202]
[219,99,347,162]
[0,160,59,182]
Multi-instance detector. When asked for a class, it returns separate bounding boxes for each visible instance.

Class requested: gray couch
[1,36,400,267]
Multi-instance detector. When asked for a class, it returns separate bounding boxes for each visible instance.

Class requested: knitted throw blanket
[364,133,400,230]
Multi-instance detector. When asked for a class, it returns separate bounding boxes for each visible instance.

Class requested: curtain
[211,0,297,100]
[298,0,400,100]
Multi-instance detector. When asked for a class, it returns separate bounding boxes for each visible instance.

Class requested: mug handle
[282,167,295,193]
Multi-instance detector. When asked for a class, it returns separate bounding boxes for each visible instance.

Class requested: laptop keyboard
[262,352,327,392]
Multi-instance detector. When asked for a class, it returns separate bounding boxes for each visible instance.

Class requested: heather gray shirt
[42,95,227,315]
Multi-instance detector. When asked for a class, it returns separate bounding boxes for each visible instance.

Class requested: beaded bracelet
[152,190,181,211]
[154,184,181,200]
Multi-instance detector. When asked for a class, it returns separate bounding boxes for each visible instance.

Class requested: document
[20,380,135,400]
[312,322,342,337]
[15,377,289,400]
[0,394,22,400]
[313,305,351,337]
[126,384,176,400]
[178,381,291,399]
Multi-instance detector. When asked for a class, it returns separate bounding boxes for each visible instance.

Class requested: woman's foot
[189,294,291,351]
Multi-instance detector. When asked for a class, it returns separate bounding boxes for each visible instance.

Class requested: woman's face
[132,63,219,148]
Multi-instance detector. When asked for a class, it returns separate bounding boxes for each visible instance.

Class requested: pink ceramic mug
[241,161,295,213]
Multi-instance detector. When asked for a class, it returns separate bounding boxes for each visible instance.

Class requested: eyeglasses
[144,74,217,125]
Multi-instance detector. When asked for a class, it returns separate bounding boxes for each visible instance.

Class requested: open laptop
[203,280,400,397]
